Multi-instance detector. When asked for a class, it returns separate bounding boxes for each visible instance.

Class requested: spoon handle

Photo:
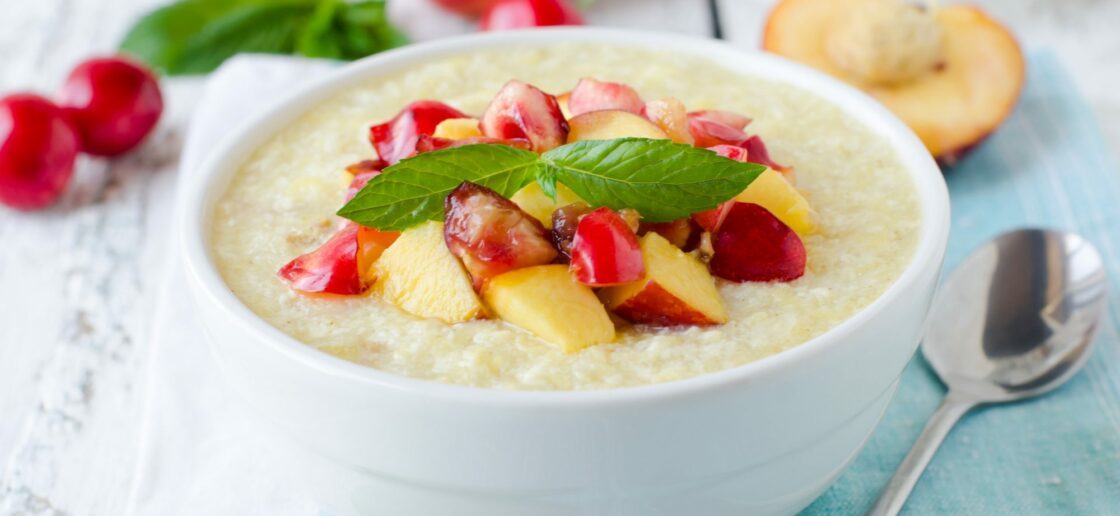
[866,391,976,516]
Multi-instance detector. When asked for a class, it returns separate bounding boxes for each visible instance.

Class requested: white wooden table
[1,0,1117,513]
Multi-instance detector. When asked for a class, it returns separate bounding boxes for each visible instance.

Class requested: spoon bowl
[869,228,1108,516]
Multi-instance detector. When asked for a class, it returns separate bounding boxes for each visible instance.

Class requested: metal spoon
[868,228,1108,516]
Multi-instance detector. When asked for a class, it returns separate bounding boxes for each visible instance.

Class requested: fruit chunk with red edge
[687,110,751,147]
[375,221,485,323]
[414,134,531,154]
[643,98,694,145]
[0,93,80,210]
[483,265,615,353]
[640,218,697,250]
[567,78,644,117]
[278,223,365,295]
[709,202,806,283]
[569,207,645,286]
[690,145,750,232]
[58,56,163,157]
[481,80,568,152]
[733,169,817,235]
[357,226,400,283]
[370,100,467,164]
[566,110,668,143]
[444,182,558,289]
[480,0,583,30]
[344,159,388,201]
[550,202,592,259]
[602,232,728,326]
[742,135,790,173]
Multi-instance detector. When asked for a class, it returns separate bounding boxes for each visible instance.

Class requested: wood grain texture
[0,0,1118,514]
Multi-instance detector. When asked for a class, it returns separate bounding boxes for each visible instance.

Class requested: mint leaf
[338,145,540,231]
[541,138,764,221]
[296,0,407,61]
[172,2,313,75]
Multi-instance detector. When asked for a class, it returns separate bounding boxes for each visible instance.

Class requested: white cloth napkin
[126,55,338,516]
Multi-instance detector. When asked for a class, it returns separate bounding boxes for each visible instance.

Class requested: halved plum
[279,223,365,295]
[369,101,467,164]
[444,182,558,289]
[709,202,806,282]
[567,78,644,117]
[481,80,568,152]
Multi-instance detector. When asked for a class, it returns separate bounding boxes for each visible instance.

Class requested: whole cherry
[480,0,584,30]
[0,94,80,210]
[58,56,163,157]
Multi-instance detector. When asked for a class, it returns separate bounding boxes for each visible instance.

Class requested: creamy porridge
[210,44,921,390]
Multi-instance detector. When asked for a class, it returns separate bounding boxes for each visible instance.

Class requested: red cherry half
[709,202,805,283]
[59,56,163,157]
[479,0,584,30]
[279,223,366,295]
[0,93,80,210]
[570,207,645,286]
[369,100,467,164]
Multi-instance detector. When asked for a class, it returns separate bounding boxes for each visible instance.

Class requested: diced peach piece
[567,78,644,117]
[602,232,728,326]
[733,169,817,235]
[557,92,572,119]
[643,98,694,145]
[356,226,400,283]
[483,265,615,352]
[433,118,483,140]
[566,110,669,143]
[481,80,568,152]
[373,221,485,323]
[510,181,585,227]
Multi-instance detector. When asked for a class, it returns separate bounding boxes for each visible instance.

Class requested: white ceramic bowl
[182,28,949,516]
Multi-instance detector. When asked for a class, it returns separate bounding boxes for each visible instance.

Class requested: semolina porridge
[210,44,921,390]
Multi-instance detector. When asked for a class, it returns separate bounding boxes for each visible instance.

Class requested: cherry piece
[479,0,583,30]
[59,56,163,157]
[709,202,806,282]
[369,101,467,164]
[279,223,366,295]
[0,93,80,210]
[570,207,645,286]
[567,78,644,117]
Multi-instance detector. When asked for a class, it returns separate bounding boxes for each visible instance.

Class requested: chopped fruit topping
[567,78,644,117]
[58,56,163,157]
[344,159,388,201]
[687,110,751,147]
[483,265,615,352]
[278,223,365,295]
[479,0,584,31]
[763,0,1024,163]
[414,134,531,154]
[733,169,817,235]
[709,203,806,282]
[356,226,400,283]
[707,144,749,162]
[0,93,80,210]
[741,135,790,173]
[444,182,558,289]
[369,100,468,164]
[433,117,483,140]
[602,232,728,326]
[550,202,592,259]
[640,218,697,249]
[374,221,486,323]
[643,98,694,145]
[570,207,645,286]
[481,80,568,152]
[556,92,572,119]
[510,181,584,227]
[432,0,499,17]
[617,208,641,233]
[566,110,669,143]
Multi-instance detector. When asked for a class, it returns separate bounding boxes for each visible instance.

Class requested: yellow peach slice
[374,221,484,323]
[433,118,483,140]
[734,169,817,235]
[566,110,669,144]
[483,265,615,352]
[510,182,585,227]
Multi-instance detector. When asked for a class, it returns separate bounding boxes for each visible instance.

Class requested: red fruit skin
[741,135,790,172]
[687,110,751,148]
[369,101,467,164]
[444,182,558,289]
[709,203,806,283]
[432,0,499,16]
[479,0,583,30]
[0,93,80,210]
[413,134,531,154]
[58,56,163,157]
[278,223,366,295]
[567,78,644,117]
[344,159,388,201]
[480,80,568,152]
[569,207,645,286]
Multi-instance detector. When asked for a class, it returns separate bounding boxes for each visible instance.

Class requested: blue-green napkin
[804,50,1120,515]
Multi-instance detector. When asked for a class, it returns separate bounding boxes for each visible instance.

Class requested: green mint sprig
[119,0,407,76]
[338,138,765,232]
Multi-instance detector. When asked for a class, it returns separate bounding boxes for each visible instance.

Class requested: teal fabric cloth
[804,50,1120,514]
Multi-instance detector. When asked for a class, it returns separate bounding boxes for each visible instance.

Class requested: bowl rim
[181,27,950,408]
